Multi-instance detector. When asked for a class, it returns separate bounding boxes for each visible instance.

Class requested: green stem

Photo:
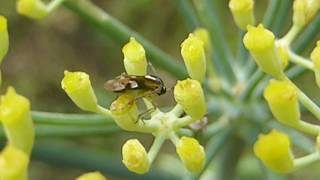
[0,125,121,138]
[237,30,249,66]
[148,134,166,164]
[173,0,199,31]
[293,121,320,135]
[202,115,229,139]
[280,26,301,46]
[193,0,236,83]
[169,104,184,117]
[288,50,314,70]
[294,151,320,170]
[47,0,65,12]
[32,111,114,125]
[283,76,320,120]
[96,105,112,117]
[63,0,186,79]
[174,116,194,129]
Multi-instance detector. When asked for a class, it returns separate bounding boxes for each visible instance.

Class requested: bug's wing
[104,75,130,92]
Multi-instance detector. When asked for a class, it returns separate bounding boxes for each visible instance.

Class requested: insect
[105,73,167,121]
[104,73,166,97]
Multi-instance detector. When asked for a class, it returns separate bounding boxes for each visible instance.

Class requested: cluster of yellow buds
[61,35,208,174]
[76,171,107,180]
[238,0,320,174]
[16,0,64,20]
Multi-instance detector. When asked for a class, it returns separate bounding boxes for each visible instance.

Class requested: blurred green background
[1,0,320,179]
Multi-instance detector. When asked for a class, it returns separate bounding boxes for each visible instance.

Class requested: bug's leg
[137,106,156,120]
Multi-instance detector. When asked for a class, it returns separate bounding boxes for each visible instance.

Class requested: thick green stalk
[262,0,280,28]
[216,137,245,180]
[31,141,178,180]
[271,0,292,36]
[193,0,236,83]
[63,0,186,79]
[293,14,320,53]
[0,125,121,138]
[173,0,199,31]
[32,111,114,126]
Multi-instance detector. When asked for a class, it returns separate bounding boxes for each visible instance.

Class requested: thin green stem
[169,104,184,117]
[280,26,301,46]
[96,105,112,117]
[288,50,314,70]
[293,121,320,135]
[148,134,166,164]
[283,76,320,120]
[202,115,229,139]
[193,0,236,83]
[174,116,194,129]
[173,0,199,31]
[63,0,186,79]
[32,111,114,126]
[294,151,320,170]
[47,0,65,12]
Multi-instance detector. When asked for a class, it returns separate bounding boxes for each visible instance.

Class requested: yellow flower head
[122,139,150,174]
[264,79,300,126]
[76,171,107,180]
[0,87,34,155]
[243,24,283,78]
[229,0,255,29]
[0,145,29,180]
[181,34,206,82]
[0,87,30,125]
[16,0,48,20]
[0,16,9,64]
[293,0,320,27]
[61,71,98,112]
[254,129,294,173]
[176,136,205,173]
[193,28,211,53]
[174,79,206,120]
[122,37,147,76]
[110,93,139,131]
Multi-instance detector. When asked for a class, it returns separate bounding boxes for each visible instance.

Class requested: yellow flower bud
[0,87,34,155]
[293,0,320,27]
[122,139,150,174]
[0,16,9,64]
[264,79,300,126]
[243,24,283,78]
[176,136,205,173]
[16,0,48,20]
[61,71,98,112]
[174,79,206,120]
[278,45,289,69]
[229,0,255,30]
[311,41,320,88]
[181,34,206,82]
[193,28,211,53]
[122,37,147,76]
[110,93,140,131]
[0,145,29,180]
[254,129,294,173]
[76,171,106,180]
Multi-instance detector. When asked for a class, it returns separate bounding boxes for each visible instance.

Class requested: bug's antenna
[148,61,159,76]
